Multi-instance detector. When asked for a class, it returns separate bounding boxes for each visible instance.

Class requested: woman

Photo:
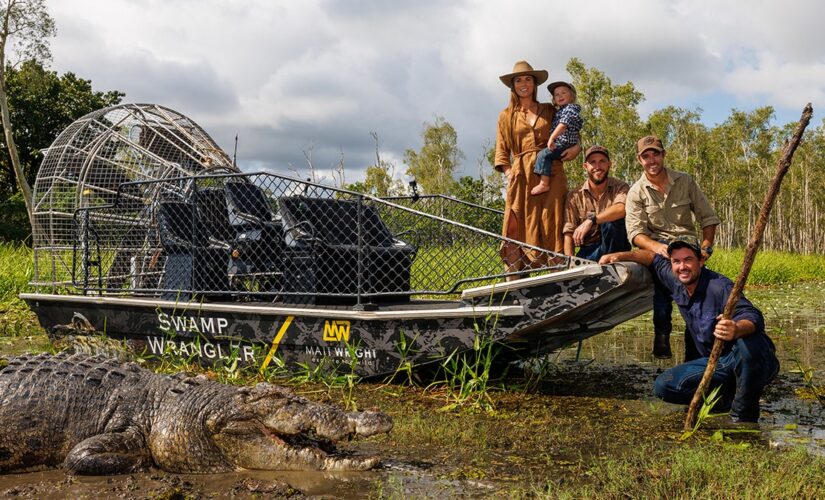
[495,60,579,274]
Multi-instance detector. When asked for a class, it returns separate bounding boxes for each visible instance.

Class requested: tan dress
[494,102,568,262]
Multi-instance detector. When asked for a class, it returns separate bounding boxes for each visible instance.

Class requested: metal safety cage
[71,172,589,304]
[30,103,237,292]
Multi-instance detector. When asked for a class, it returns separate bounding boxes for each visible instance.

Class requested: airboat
[21,103,653,377]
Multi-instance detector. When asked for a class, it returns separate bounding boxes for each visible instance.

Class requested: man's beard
[589,172,607,185]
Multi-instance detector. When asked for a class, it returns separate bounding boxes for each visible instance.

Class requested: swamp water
[0,283,822,497]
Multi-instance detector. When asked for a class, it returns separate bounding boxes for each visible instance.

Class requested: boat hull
[22,263,652,378]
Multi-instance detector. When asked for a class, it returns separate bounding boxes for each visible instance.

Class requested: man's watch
[588,214,597,225]
[702,245,714,257]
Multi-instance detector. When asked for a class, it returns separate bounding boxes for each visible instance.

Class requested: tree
[566,58,644,183]
[404,116,464,195]
[347,131,404,197]
[0,0,55,222]
[0,60,124,198]
[645,106,709,179]
[705,107,777,248]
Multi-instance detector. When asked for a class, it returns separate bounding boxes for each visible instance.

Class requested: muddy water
[0,283,822,498]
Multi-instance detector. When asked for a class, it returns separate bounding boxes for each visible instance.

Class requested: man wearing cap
[626,135,720,359]
[563,145,631,260]
[599,237,779,423]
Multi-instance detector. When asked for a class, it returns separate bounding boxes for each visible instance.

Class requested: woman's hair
[502,78,539,152]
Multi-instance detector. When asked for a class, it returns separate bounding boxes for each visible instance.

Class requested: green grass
[533,445,825,498]
[0,243,38,336]
[0,242,32,303]
[708,248,825,285]
[363,384,825,498]
[410,245,825,295]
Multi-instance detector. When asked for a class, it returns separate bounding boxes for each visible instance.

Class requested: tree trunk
[0,66,32,222]
[0,0,35,224]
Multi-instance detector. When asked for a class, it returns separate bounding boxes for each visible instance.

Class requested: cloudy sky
[47,0,824,183]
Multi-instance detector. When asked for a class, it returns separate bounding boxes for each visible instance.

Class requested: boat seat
[193,187,234,245]
[156,200,230,300]
[277,196,415,302]
[224,181,284,291]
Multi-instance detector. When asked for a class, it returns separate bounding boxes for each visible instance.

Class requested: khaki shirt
[563,177,629,246]
[625,168,720,243]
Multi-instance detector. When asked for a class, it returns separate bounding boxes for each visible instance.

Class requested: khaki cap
[585,145,610,161]
[636,135,664,155]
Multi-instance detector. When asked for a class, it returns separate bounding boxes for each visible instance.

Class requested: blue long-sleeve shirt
[650,255,766,357]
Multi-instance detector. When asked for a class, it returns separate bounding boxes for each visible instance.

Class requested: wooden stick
[684,103,813,431]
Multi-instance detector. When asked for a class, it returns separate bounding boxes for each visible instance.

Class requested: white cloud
[44,0,825,181]
[723,54,825,108]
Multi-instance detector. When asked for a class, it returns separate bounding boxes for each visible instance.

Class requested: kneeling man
[600,236,779,422]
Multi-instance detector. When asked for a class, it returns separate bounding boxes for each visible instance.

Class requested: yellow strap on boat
[260,315,294,372]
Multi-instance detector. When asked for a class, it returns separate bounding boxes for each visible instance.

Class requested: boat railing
[62,171,588,305]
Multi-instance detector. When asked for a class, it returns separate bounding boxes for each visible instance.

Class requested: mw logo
[323,320,351,342]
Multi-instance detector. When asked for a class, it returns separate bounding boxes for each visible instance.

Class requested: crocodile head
[204,382,393,471]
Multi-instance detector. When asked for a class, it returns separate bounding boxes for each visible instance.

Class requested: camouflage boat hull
[22,262,652,378]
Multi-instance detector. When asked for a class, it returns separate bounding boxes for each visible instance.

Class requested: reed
[708,248,825,285]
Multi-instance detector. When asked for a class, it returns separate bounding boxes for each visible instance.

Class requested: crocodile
[0,352,392,474]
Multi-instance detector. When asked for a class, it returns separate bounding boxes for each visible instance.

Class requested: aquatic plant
[428,300,508,412]
[679,385,727,440]
[289,338,363,411]
[791,356,825,401]
[385,329,420,386]
[338,339,362,411]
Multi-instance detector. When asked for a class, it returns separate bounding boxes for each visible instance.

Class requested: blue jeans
[653,334,779,421]
[576,219,631,261]
[534,145,572,176]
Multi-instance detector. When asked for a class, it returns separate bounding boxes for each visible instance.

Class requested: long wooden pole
[684,103,813,430]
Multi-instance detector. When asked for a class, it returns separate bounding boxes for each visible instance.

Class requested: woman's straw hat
[499,60,548,88]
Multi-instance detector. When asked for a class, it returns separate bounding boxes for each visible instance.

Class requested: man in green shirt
[625,135,720,359]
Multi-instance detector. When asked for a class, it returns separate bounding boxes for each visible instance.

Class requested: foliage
[453,175,504,211]
[404,116,464,195]
[431,333,499,412]
[707,248,825,285]
[536,445,825,498]
[0,190,27,241]
[290,339,362,411]
[0,0,57,221]
[0,240,30,302]
[427,305,507,412]
[566,57,645,184]
[679,385,726,440]
[0,0,54,63]
[385,330,419,386]
[0,60,124,198]
[347,131,405,197]
[0,240,36,335]
[361,164,396,197]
